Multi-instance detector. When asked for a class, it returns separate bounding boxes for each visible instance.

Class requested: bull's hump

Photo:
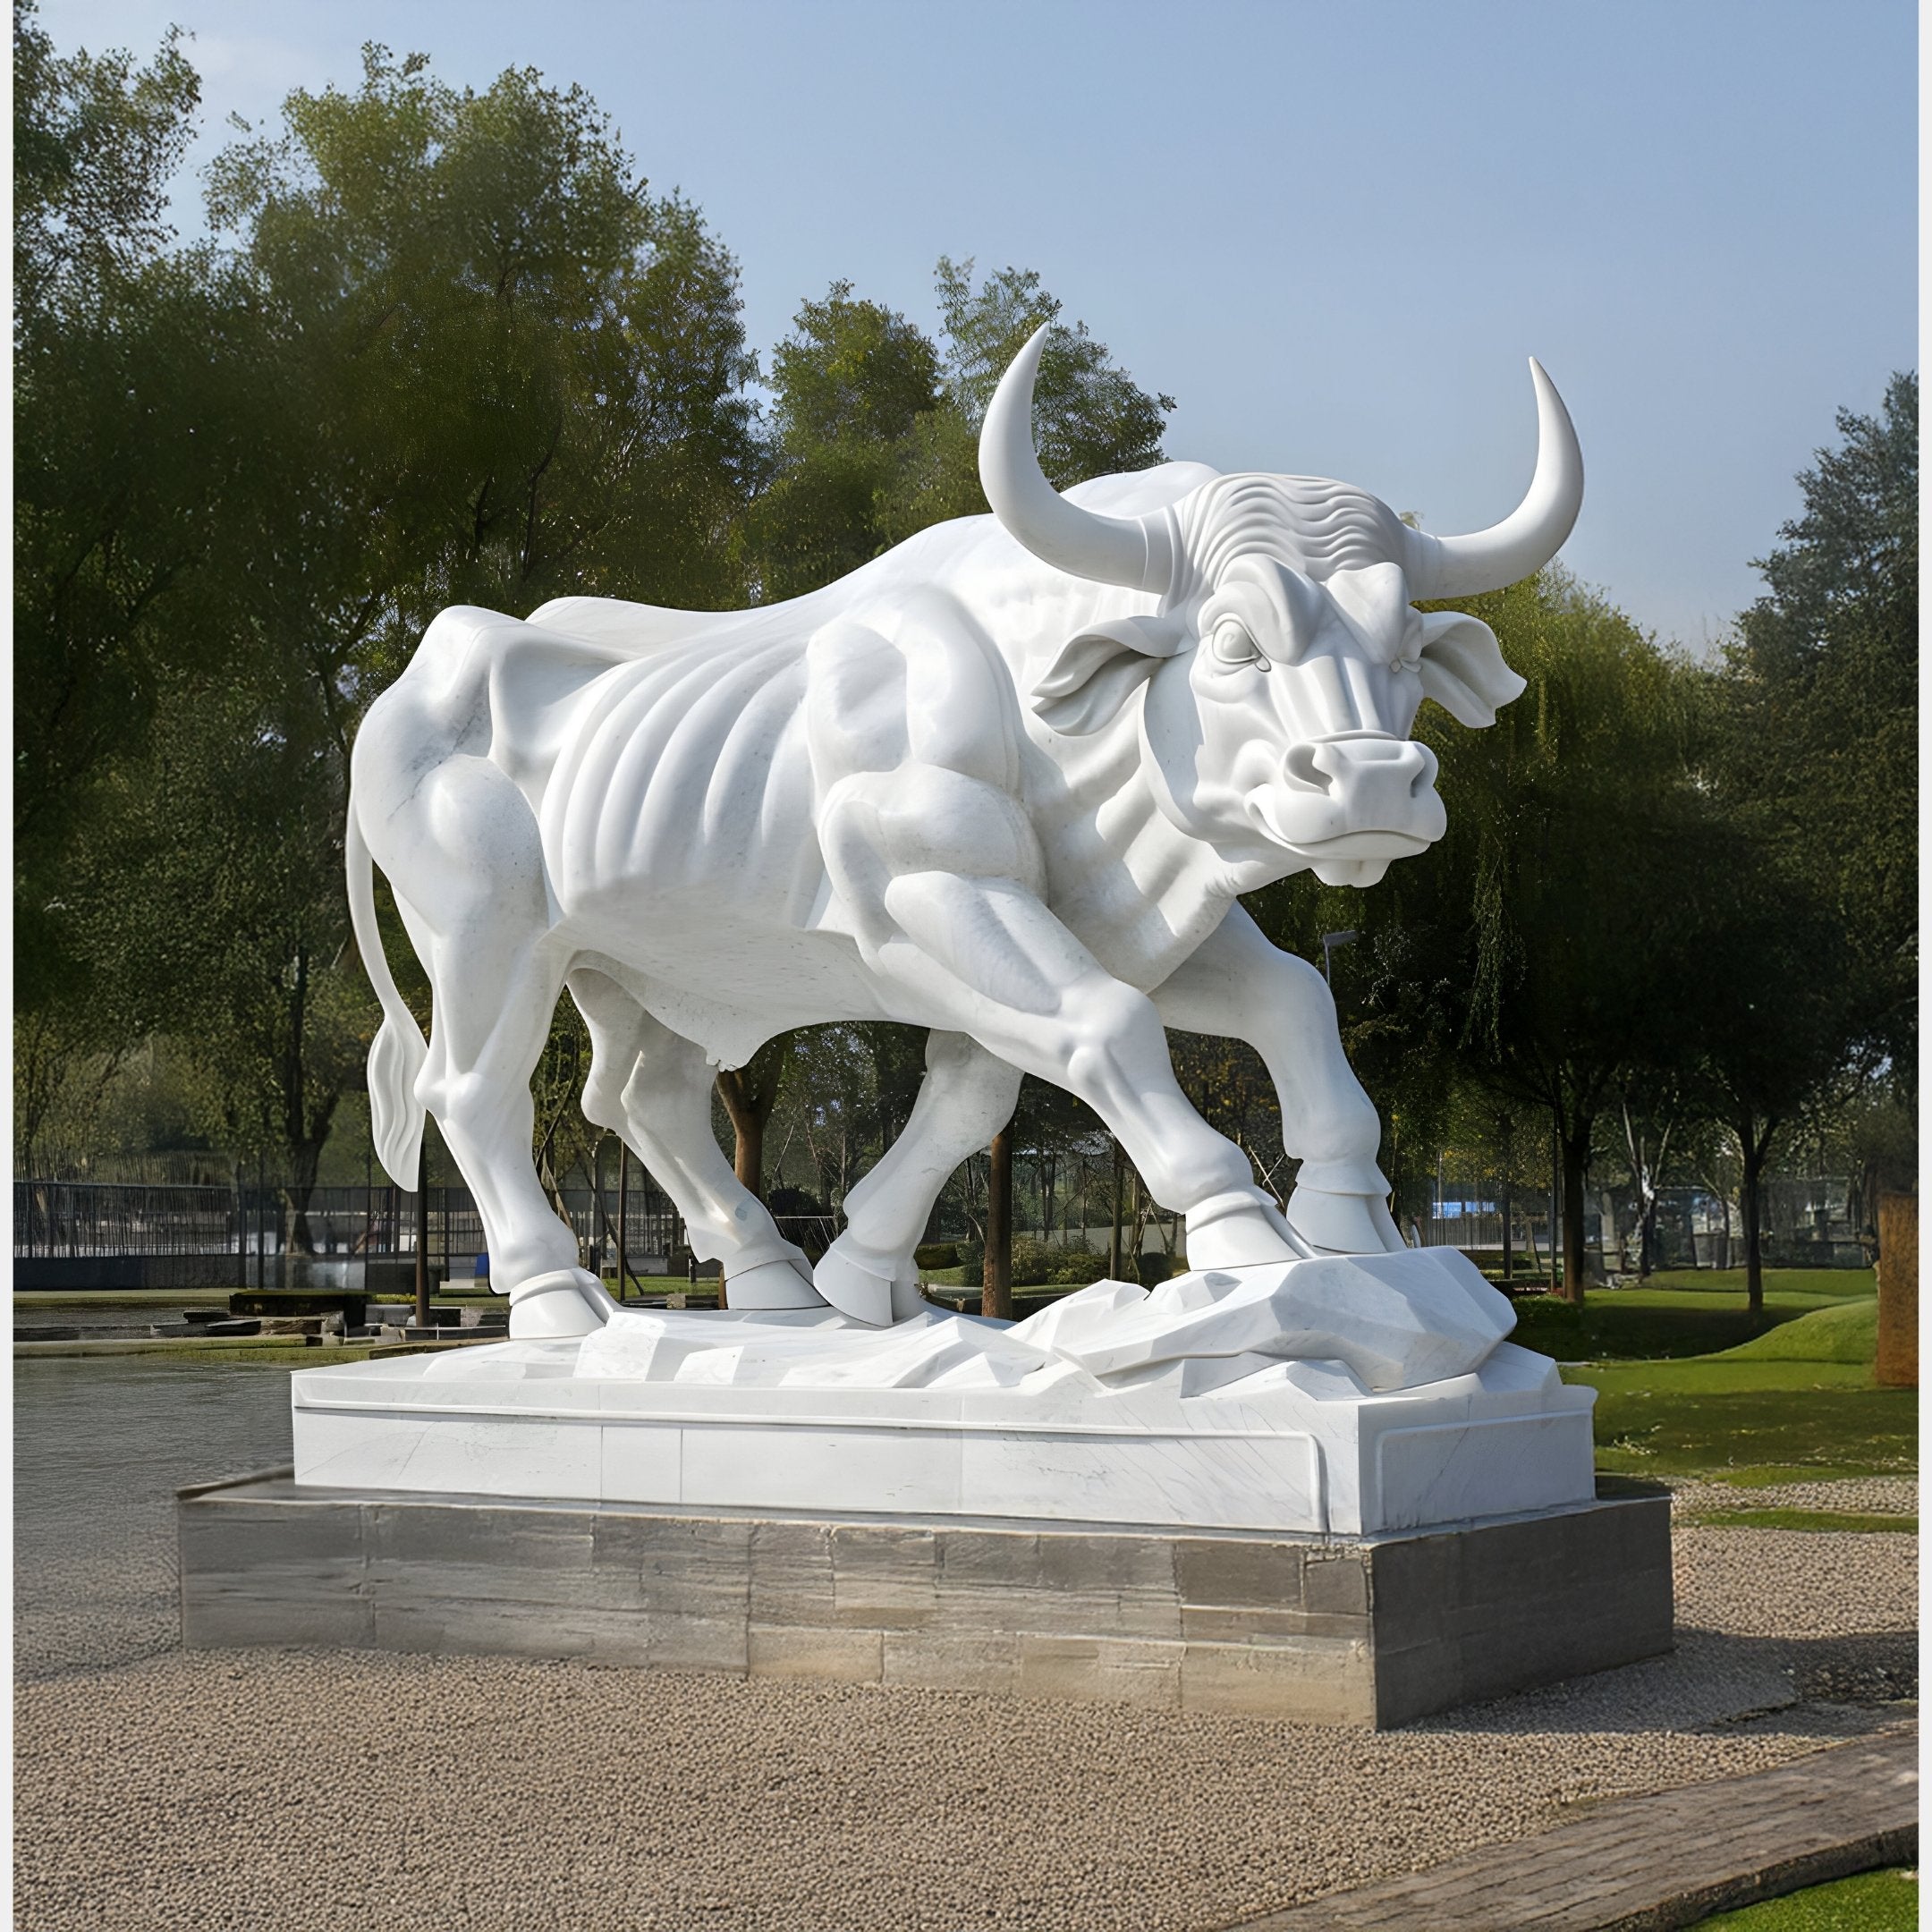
[1063,462,1218,516]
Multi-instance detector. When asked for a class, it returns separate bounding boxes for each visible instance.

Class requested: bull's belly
[563,914,913,1068]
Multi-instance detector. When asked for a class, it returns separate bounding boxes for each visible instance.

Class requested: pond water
[14,1355,293,1676]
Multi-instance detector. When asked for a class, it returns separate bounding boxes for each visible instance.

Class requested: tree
[1666,377,1919,1311]
[204,45,765,722]
[746,284,945,599]
[1258,572,1716,1301]
[14,3,262,1022]
[716,1038,792,1204]
[1725,374,1917,1087]
[931,258,1173,481]
[17,24,770,1225]
[1678,827,1858,1314]
[732,265,1174,1241]
[60,684,366,1248]
[879,258,1176,543]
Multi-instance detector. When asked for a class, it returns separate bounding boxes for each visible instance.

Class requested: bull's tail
[346,804,428,1188]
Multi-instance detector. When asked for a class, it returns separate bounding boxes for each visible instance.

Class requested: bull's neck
[1025,699,1252,989]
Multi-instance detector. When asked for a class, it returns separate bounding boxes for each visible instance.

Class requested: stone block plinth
[178,1474,1671,1727]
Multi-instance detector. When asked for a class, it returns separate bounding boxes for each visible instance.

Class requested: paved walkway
[1227,1726,1919,1932]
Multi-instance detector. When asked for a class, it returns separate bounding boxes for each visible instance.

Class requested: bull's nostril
[1283,742,1332,793]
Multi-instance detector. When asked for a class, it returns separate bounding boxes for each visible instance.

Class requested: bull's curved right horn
[1403,360,1583,599]
[980,326,1173,594]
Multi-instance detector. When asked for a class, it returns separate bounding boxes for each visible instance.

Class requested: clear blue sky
[43,0,1919,650]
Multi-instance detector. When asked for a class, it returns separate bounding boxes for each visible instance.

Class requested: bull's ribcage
[539,640,820,932]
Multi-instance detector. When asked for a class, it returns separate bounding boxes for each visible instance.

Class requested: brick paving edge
[1216,1727,1919,1932]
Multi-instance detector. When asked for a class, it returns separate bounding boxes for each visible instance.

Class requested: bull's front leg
[1152,905,1404,1256]
[821,764,1303,1283]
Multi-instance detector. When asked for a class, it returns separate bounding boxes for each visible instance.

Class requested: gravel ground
[13,1360,1919,1932]
[1669,1474,1918,1518]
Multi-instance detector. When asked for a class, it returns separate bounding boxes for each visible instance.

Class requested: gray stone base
[177,1475,1672,1727]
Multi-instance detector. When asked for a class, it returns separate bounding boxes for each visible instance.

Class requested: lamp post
[1320,930,1359,984]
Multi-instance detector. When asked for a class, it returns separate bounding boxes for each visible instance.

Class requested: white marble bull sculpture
[346,328,1580,1347]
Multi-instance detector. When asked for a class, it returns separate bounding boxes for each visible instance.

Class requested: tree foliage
[1724,373,1917,1084]
[14,0,250,1010]
[13,12,1909,1318]
[747,258,1174,601]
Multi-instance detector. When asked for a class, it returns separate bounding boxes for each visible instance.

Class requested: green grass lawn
[1714,1299,1878,1363]
[1645,1268,1877,1300]
[1509,1268,1875,1362]
[1687,1508,1916,1533]
[1690,1868,1919,1929]
[1544,1273,1911,1483]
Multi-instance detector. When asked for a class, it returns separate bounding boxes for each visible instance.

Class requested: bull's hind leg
[402,914,620,1339]
[814,1031,1021,1325]
[368,729,619,1340]
[569,970,824,1310]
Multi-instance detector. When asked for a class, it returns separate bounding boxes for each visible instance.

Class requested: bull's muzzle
[1246,732,1447,881]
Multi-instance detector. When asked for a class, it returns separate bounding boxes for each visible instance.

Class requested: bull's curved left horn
[1403,360,1583,599]
[980,326,1173,594]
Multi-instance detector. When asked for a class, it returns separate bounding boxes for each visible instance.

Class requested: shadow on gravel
[1418,1627,1916,1738]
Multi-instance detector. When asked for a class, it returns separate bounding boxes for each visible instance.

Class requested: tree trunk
[716,1039,792,1314]
[615,1140,630,1301]
[983,1118,1013,1320]
[414,1139,430,1329]
[1127,1169,1150,1282]
[1740,1122,1768,1319]
[1874,1191,1918,1389]
[728,1106,765,1199]
[1548,1120,1562,1293]
[1560,1120,1592,1305]
[1108,1139,1125,1280]
[715,1038,791,1199]
[281,1132,329,1258]
[1500,1182,1513,1285]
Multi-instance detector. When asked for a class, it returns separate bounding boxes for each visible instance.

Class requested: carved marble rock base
[291,1254,1593,1537]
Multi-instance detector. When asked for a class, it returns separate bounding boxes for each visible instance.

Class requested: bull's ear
[1031,614,1189,736]
[1415,611,1526,728]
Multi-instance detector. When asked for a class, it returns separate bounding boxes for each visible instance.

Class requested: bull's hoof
[727,1258,827,1311]
[811,1241,899,1327]
[1182,1191,1310,1270]
[509,1267,614,1338]
[1284,1186,1406,1256]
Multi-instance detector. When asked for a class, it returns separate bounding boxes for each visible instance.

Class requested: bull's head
[981,327,1582,886]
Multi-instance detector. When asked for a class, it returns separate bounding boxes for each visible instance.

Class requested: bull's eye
[1212,620,1266,671]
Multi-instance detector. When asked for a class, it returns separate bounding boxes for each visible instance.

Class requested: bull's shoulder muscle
[804,622,911,784]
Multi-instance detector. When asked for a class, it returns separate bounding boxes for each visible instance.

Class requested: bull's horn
[980,325,1172,594]
[1404,360,1583,599]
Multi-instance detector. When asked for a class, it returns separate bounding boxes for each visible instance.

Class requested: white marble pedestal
[289,1257,1596,1538]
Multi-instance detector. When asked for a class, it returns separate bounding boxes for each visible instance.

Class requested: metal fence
[15,1182,241,1259]
[15,1168,1871,1284]
[14,1178,687,1281]
[1406,1177,1869,1274]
